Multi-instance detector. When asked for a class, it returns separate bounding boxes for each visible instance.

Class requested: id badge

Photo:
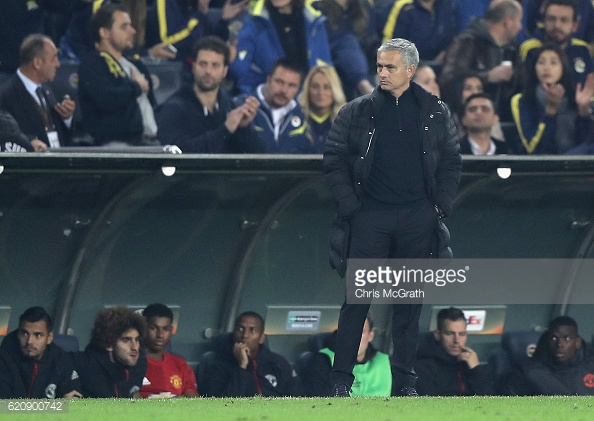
[47,130,60,148]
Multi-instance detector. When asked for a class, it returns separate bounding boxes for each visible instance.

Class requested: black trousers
[332,200,437,388]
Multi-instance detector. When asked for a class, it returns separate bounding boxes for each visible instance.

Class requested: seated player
[140,303,198,398]
[302,313,392,397]
[0,306,81,398]
[415,307,494,396]
[200,311,301,397]
[72,306,147,398]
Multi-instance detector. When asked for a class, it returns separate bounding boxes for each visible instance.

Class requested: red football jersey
[140,353,198,398]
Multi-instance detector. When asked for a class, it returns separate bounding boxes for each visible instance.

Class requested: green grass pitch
[2,396,594,421]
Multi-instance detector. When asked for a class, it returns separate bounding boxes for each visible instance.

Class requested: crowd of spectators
[1,0,593,154]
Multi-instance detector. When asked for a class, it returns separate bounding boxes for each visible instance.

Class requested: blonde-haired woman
[298,65,347,153]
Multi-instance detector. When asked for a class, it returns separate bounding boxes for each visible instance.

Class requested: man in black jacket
[201,311,301,397]
[415,307,494,396]
[504,316,594,395]
[440,0,523,121]
[78,4,158,145]
[71,306,147,398]
[156,36,263,153]
[0,306,81,398]
[323,38,461,397]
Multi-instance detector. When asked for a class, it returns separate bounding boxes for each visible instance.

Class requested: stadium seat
[307,331,334,353]
[144,61,183,106]
[197,350,217,396]
[52,333,80,352]
[293,350,314,382]
[488,330,541,387]
[500,121,519,145]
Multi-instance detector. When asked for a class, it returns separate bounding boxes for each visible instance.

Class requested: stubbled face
[308,71,334,114]
[145,316,173,354]
[435,319,468,357]
[462,96,498,131]
[461,76,483,104]
[109,328,140,367]
[376,50,415,97]
[414,66,440,97]
[103,11,136,53]
[535,49,564,85]
[549,325,581,363]
[264,66,301,108]
[36,39,60,83]
[18,320,53,361]
[193,49,228,92]
[543,5,578,45]
[233,315,265,355]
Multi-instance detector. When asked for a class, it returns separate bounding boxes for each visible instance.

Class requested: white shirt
[256,84,296,141]
[467,136,497,156]
[119,57,158,137]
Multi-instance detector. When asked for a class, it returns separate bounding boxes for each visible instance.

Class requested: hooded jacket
[0,330,80,398]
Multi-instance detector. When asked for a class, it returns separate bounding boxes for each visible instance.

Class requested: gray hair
[378,38,419,68]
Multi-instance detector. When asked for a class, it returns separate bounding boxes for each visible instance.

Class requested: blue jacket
[383,0,458,60]
[318,0,373,94]
[230,0,332,94]
[511,93,592,154]
[240,87,312,153]
[519,37,594,87]
[305,113,332,154]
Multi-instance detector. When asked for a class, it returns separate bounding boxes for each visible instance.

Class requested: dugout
[0,153,593,367]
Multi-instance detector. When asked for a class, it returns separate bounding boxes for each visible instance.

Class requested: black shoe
[400,386,419,397]
[331,383,351,397]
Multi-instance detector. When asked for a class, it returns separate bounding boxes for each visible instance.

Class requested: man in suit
[0,33,75,150]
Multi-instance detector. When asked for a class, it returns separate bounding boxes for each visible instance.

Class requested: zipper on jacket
[252,359,263,395]
[395,96,403,132]
[28,362,38,398]
[364,128,375,157]
[457,369,466,393]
